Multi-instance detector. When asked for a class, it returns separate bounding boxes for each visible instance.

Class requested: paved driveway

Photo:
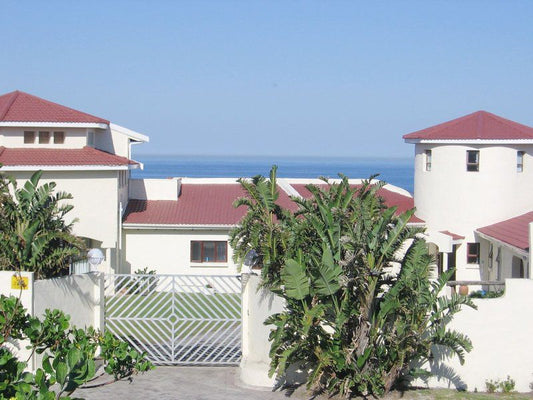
[79,366,310,400]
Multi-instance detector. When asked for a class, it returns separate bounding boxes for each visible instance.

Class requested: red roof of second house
[403,111,533,141]
[123,183,298,225]
[290,183,424,224]
[477,211,533,251]
[0,146,136,167]
[0,91,109,124]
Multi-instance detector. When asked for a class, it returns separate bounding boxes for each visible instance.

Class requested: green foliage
[0,170,84,278]
[231,168,476,397]
[0,294,154,399]
[469,289,504,299]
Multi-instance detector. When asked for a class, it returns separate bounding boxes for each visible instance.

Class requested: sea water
[131,155,414,194]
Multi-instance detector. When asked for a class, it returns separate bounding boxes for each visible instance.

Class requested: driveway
[79,366,310,400]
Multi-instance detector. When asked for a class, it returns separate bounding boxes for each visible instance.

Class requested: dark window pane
[24,131,35,144]
[216,242,227,262]
[467,243,479,264]
[191,242,201,262]
[54,131,65,144]
[39,131,50,144]
[203,242,215,262]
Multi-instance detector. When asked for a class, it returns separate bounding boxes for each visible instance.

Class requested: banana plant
[231,167,476,397]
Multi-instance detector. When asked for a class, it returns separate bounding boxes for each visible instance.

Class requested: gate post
[239,273,285,388]
[94,272,105,331]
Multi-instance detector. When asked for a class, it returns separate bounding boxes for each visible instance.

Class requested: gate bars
[104,274,242,365]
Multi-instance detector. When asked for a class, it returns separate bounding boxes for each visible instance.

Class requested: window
[53,131,65,144]
[191,241,227,263]
[425,150,432,171]
[38,131,50,144]
[87,131,95,147]
[466,243,480,264]
[24,131,35,144]
[517,151,524,172]
[466,150,479,172]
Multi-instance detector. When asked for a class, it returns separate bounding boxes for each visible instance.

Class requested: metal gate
[104,274,241,365]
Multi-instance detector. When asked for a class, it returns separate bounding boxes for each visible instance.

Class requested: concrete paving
[79,366,312,400]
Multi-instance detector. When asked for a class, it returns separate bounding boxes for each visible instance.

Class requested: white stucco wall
[240,274,286,388]
[0,127,88,148]
[129,178,181,200]
[33,273,104,330]
[425,279,533,392]
[9,170,121,272]
[414,144,533,231]
[95,126,131,159]
[123,228,238,275]
[240,276,533,393]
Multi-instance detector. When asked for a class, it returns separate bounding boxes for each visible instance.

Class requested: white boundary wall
[240,275,533,393]
[34,273,104,330]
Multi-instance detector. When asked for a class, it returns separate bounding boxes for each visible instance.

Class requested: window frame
[466,150,479,172]
[466,242,480,264]
[190,241,228,263]
[517,151,525,173]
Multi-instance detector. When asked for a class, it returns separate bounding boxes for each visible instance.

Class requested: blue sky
[1,1,532,158]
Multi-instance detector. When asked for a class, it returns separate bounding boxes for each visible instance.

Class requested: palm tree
[0,171,84,279]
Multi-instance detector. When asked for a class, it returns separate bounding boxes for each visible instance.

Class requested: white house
[404,110,533,289]
[121,177,418,275]
[0,90,148,273]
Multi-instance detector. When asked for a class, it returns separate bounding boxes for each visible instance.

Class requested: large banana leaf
[313,246,341,297]
[281,259,310,300]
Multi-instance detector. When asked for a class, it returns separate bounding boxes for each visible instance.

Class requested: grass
[381,389,532,400]
[105,291,241,344]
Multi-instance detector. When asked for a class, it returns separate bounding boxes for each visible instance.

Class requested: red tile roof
[123,183,297,225]
[0,91,109,124]
[290,184,424,223]
[0,146,136,167]
[439,230,465,241]
[477,211,533,250]
[403,111,533,141]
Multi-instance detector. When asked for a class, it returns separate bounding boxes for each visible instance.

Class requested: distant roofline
[405,138,533,144]
[0,121,108,129]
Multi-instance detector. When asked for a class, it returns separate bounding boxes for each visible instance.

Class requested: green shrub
[231,169,476,397]
[0,294,153,399]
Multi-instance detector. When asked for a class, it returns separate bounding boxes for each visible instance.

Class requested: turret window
[517,151,524,172]
[425,150,432,171]
[466,150,479,172]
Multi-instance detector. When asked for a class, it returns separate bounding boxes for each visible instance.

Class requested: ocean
[131,155,415,194]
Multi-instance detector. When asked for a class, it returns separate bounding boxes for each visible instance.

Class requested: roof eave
[122,223,235,230]
[110,123,149,143]
[0,165,131,171]
[475,230,529,257]
[0,122,108,129]
[404,138,533,144]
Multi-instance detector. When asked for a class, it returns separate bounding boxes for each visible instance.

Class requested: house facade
[404,110,533,287]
